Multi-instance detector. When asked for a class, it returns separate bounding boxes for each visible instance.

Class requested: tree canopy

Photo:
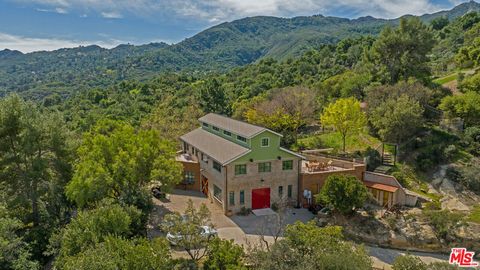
[317,174,369,215]
[66,121,182,208]
[320,97,366,152]
[368,18,434,84]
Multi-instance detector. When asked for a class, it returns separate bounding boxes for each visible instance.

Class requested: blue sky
[0,0,470,52]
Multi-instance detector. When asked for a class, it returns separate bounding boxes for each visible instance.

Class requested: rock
[441,196,469,211]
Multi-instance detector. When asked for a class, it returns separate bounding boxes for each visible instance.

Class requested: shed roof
[363,181,399,193]
[180,128,250,165]
[198,113,281,138]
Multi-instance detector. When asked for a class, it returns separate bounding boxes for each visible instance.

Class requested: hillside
[0,1,479,99]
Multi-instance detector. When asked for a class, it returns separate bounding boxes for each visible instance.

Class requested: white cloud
[0,32,121,53]
[13,0,457,20]
[55,7,68,13]
[101,11,122,19]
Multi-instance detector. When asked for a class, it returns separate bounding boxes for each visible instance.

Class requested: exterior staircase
[374,165,393,174]
[382,152,395,166]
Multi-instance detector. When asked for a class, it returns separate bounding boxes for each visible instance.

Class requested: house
[178,113,304,214]
[177,113,418,214]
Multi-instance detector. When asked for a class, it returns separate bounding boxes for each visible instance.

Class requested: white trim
[279,147,305,159]
[249,128,283,138]
[222,149,252,166]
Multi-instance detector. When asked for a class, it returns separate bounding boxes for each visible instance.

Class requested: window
[287,185,292,198]
[223,130,232,136]
[240,190,245,205]
[258,162,271,173]
[184,171,195,184]
[278,186,283,197]
[212,126,220,132]
[213,161,222,172]
[282,160,293,170]
[214,185,222,201]
[261,137,269,147]
[229,191,235,206]
[203,122,209,128]
[237,135,247,143]
[235,164,247,175]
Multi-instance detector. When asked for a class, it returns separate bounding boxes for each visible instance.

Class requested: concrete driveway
[148,189,450,269]
[149,189,314,246]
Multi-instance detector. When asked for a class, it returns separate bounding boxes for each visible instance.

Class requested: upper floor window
[235,164,247,175]
[212,126,220,132]
[237,135,247,143]
[213,161,222,172]
[261,137,270,147]
[282,160,293,170]
[202,122,209,128]
[258,162,271,173]
[223,130,232,136]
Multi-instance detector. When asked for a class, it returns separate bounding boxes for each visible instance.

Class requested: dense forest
[1,2,480,269]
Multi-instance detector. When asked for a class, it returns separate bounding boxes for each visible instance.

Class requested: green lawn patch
[433,73,457,85]
[468,205,480,224]
[298,131,380,153]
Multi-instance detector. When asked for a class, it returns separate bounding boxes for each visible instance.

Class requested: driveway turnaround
[149,189,450,269]
[149,189,314,246]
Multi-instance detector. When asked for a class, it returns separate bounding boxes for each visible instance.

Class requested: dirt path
[368,245,450,270]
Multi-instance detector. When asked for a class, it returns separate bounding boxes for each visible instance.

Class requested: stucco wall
[298,164,366,207]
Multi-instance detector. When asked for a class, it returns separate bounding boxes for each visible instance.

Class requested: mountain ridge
[0,1,479,98]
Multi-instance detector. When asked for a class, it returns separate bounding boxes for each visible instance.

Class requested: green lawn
[468,205,480,224]
[433,73,458,85]
[298,131,380,153]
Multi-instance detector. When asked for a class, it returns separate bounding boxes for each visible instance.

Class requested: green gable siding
[234,131,297,163]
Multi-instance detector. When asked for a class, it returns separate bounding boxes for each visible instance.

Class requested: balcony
[176,152,199,163]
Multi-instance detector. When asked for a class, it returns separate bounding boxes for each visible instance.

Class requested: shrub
[424,210,464,240]
[392,255,427,270]
[364,147,381,171]
[204,238,245,270]
[443,144,458,161]
[317,174,368,215]
[459,164,480,193]
[445,167,461,183]
[237,207,251,216]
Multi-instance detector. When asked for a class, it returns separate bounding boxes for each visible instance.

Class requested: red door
[252,188,270,209]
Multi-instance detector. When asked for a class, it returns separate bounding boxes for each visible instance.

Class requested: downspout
[224,165,228,215]
[297,158,302,208]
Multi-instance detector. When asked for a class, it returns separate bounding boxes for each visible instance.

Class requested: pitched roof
[198,113,281,138]
[180,128,250,165]
[363,181,399,193]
